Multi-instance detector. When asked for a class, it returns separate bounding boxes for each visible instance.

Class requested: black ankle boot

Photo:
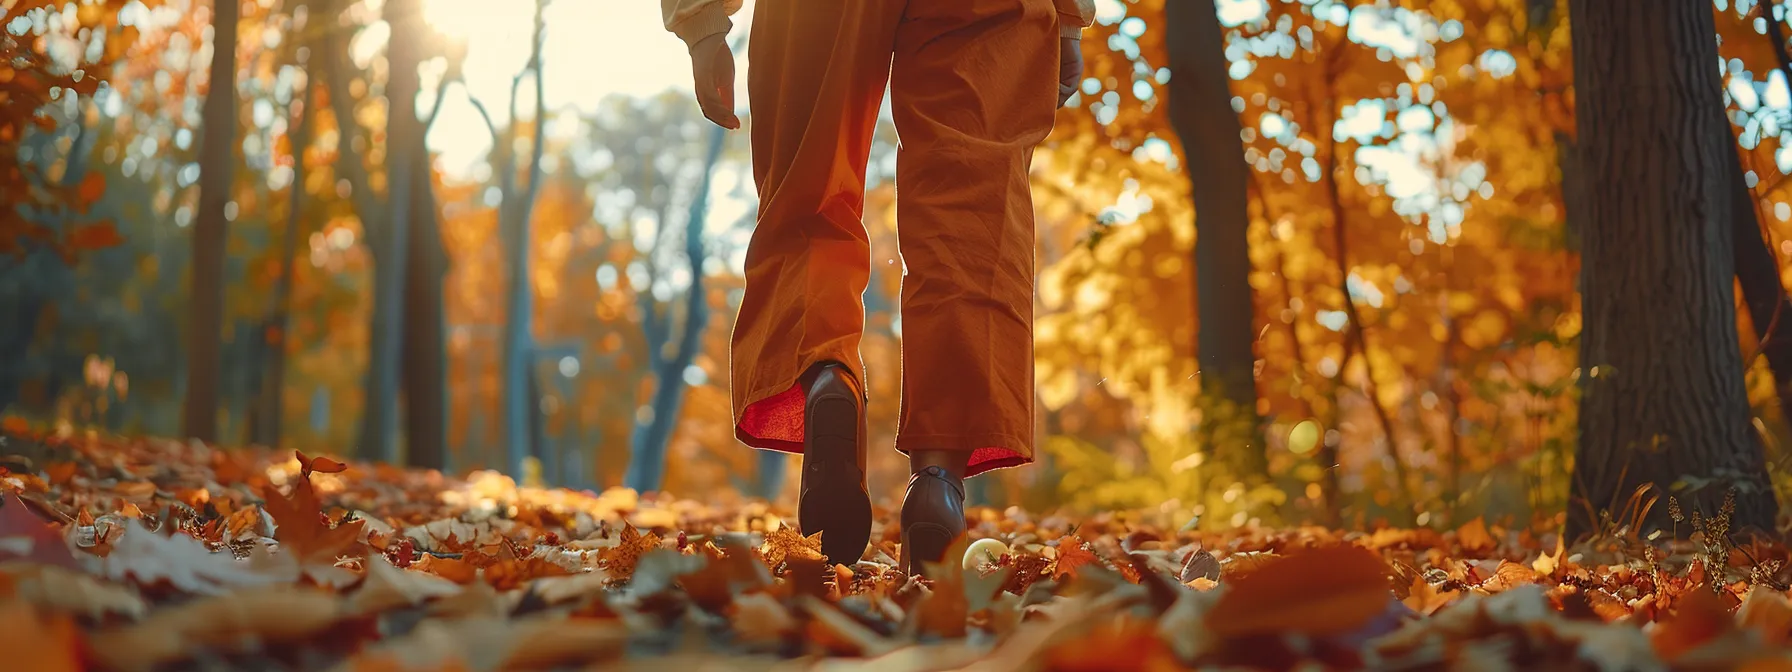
[797,363,871,566]
[900,465,966,577]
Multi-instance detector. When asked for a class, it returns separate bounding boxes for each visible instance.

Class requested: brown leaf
[295,450,348,475]
[260,470,365,566]
[760,523,823,570]
[597,524,662,581]
[1208,544,1394,638]
[1179,548,1221,583]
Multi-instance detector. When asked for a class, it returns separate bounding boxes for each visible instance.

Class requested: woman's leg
[889,0,1061,572]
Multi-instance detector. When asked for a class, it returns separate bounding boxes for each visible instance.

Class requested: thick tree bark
[1566,0,1778,538]
[1164,0,1264,478]
[181,0,240,443]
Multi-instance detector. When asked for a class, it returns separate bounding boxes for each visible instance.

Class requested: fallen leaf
[597,523,662,581]
[0,600,82,672]
[760,523,823,570]
[915,535,972,638]
[1208,544,1394,638]
[1455,517,1496,554]
[2,562,146,620]
[296,450,348,475]
[261,469,365,566]
[1653,589,1737,662]
[92,519,274,594]
[1739,585,1792,645]
[88,585,344,672]
[350,555,462,615]
[1052,534,1098,579]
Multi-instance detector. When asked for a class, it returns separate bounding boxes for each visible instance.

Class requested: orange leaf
[63,222,122,252]
[76,172,104,204]
[413,554,477,584]
[1052,534,1098,579]
[1207,544,1394,638]
[1653,589,1736,661]
[42,462,75,487]
[1455,517,1496,554]
[0,601,81,672]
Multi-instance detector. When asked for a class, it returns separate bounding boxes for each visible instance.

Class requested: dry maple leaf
[87,585,344,672]
[261,471,365,566]
[760,523,823,570]
[1052,534,1098,579]
[413,554,478,584]
[597,523,662,581]
[2,562,147,620]
[1208,544,1395,639]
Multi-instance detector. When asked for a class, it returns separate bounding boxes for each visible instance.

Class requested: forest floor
[0,429,1789,671]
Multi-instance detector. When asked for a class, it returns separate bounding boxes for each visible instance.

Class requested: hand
[1057,36,1083,108]
[690,33,740,129]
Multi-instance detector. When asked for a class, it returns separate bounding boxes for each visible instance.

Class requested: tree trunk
[181,0,240,443]
[0,294,44,416]
[1164,0,1264,478]
[1566,0,1778,538]
[624,124,723,494]
[1725,127,1792,427]
[255,63,315,449]
[355,0,423,463]
[501,0,550,477]
[402,144,449,470]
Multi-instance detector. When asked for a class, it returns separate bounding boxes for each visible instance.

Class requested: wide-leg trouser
[731,0,1060,478]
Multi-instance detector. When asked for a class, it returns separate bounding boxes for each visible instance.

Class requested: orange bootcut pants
[731,0,1063,478]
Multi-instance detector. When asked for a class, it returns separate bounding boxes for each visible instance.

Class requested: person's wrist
[675,5,732,49]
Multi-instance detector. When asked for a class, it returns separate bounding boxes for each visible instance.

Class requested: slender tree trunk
[1164,0,1264,478]
[255,64,315,448]
[1566,0,1778,538]
[0,295,44,416]
[402,145,448,470]
[624,124,722,493]
[501,0,551,476]
[358,0,424,463]
[181,0,240,443]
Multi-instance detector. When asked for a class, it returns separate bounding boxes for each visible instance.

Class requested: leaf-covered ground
[1,431,1791,671]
